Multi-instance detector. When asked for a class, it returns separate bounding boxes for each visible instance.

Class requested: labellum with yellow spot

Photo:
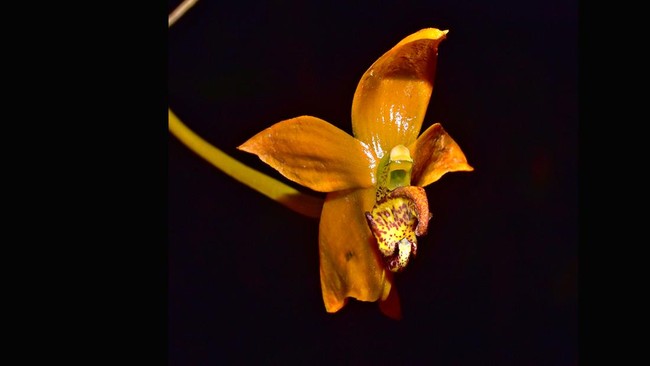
[365,144,432,273]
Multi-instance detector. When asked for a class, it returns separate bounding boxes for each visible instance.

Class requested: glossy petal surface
[408,123,474,187]
[238,116,376,192]
[351,28,448,158]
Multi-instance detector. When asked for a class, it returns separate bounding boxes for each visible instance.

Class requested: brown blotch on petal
[345,250,355,262]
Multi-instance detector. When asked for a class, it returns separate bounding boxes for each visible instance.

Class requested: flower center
[365,145,432,272]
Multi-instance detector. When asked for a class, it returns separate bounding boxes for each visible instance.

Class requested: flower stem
[168,1,323,218]
[169,110,323,219]
[168,0,199,27]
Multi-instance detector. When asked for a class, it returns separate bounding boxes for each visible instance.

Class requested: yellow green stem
[169,0,323,218]
[169,109,324,218]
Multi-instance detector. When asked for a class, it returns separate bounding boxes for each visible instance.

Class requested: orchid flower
[169,0,471,321]
[238,28,473,319]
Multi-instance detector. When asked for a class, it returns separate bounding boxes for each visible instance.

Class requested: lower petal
[379,282,402,320]
[318,188,395,313]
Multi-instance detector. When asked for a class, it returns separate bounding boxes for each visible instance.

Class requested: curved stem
[169,0,199,27]
[168,1,324,218]
[169,111,324,218]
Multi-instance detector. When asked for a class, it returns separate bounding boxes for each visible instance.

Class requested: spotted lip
[365,186,431,272]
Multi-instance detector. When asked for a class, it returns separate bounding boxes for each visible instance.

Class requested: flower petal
[351,28,448,159]
[379,283,402,320]
[408,123,474,187]
[238,116,376,192]
[318,188,395,313]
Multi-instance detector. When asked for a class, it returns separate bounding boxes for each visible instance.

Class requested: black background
[168,0,578,364]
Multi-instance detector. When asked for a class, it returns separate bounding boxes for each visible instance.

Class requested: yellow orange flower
[238,28,473,319]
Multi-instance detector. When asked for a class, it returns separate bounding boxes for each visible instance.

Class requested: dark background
[168,0,578,364]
